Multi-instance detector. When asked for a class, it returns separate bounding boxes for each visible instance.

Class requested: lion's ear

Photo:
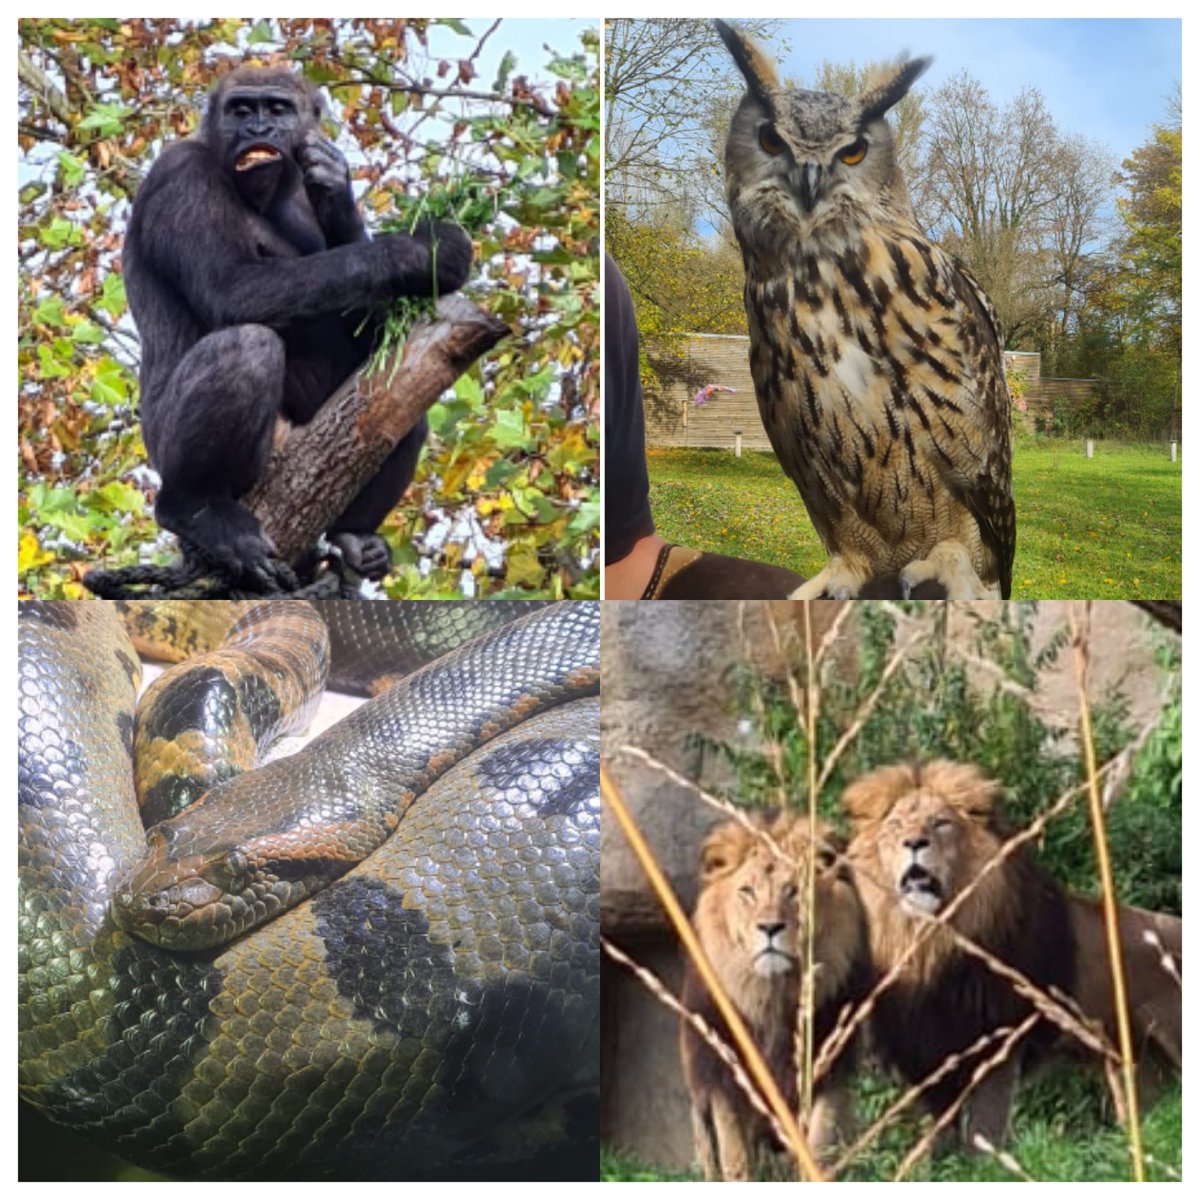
[699,822,750,880]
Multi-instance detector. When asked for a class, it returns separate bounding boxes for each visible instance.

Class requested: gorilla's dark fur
[123,64,472,582]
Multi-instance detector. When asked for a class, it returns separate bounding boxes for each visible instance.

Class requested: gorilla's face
[217,85,304,210]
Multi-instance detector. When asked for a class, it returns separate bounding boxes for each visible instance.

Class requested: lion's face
[844,761,1016,966]
[723,841,803,978]
[873,790,977,918]
[694,814,865,1001]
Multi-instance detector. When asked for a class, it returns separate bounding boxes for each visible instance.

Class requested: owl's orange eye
[838,137,868,165]
[758,124,787,156]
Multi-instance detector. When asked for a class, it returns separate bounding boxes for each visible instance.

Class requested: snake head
[111,829,252,951]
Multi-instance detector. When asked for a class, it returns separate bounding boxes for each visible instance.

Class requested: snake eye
[838,137,868,165]
[758,123,787,156]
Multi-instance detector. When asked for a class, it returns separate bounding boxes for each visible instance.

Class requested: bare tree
[1044,139,1114,351]
[921,72,1078,343]
[606,18,779,218]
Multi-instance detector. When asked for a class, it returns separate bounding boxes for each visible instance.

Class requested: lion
[1067,895,1181,1112]
[844,760,1182,1148]
[680,811,870,1180]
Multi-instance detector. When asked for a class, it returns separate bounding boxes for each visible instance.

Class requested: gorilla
[122,65,473,582]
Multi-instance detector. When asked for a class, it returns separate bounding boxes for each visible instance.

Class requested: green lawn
[645,439,1181,599]
[602,1074,1181,1182]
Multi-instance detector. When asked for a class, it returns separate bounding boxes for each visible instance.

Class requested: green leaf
[493,51,517,93]
[41,507,94,543]
[490,407,528,449]
[98,272,126,318]
[452,373,485,411]
[91,359,129,406]
[485,459,521,488]
[57,151,87,187]
[37,344,71,379]
[247,20,274,44]
[41,217,81,250]
[33,297,67,328]
[70,321,105,345]
[94,480,145,515]
[77,102,130,138]
[567,497,600,535]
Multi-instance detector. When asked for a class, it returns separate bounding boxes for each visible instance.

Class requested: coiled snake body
[18,600,600,1179]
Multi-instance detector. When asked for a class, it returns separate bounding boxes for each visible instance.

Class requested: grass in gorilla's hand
[369,178,495,378]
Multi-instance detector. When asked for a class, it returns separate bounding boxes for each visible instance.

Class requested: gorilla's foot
[157,493,278,586]
[330,531,392,581]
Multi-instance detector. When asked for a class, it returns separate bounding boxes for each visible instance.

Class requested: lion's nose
[904,835,930,853]
[758,921,786,940]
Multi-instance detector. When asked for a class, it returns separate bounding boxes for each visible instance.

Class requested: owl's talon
[900,542,998,601]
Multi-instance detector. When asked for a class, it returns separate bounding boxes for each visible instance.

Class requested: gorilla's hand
[297,131,363,244]
[410,220,474,294]
[330,530,392,581]
[377,221,473,299]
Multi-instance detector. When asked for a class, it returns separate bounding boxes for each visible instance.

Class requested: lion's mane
[844,761,1074,1123]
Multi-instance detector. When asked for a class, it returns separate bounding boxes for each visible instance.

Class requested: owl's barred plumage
[717,21,1015,600]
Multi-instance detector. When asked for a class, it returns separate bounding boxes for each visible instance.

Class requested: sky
[757,18,1180,167]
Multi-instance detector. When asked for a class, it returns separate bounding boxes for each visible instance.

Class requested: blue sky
[425,18,595,90]
[761,19,1180,165]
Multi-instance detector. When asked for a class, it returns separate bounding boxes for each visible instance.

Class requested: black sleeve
[604,253,656,565]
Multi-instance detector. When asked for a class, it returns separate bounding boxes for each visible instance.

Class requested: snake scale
[18,600,600,1180]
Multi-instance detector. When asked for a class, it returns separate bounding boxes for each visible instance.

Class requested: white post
[1086,439,1094,459]
[1171,441,1178,462]
[734,430,743,457]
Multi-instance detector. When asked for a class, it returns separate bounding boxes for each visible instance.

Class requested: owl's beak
[794,161,823,213]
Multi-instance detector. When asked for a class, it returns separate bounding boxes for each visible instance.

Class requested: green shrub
[688,602,1180,908]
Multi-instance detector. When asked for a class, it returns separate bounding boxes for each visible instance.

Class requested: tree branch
[244,294,508,565]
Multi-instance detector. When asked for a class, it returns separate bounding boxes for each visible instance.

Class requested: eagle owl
[716,21,1015,600]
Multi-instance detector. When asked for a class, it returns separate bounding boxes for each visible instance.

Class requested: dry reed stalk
[599,766,826,1181]
[1068,601,1146,1181]
[814,631,927,794]
[831,1023,1025,1174]
[762,602,822,1124]
[600,938,790,1147]
[737,601,787,810]
[1143,929,1181,988]
[962,1133,1036,1181]
[615,744,792,867]
[893,1012,1040,1180]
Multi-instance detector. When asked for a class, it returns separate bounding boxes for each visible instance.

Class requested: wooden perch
[243,293,508,566]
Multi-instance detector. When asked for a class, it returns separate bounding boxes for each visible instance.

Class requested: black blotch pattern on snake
[19,600,599,1180]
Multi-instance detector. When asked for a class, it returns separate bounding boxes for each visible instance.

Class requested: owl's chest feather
[744,230,984,502]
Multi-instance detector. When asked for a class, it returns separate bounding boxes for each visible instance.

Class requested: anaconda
[18,600,600,1179]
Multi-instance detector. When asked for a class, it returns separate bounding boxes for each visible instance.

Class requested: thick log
[243,293,508,566]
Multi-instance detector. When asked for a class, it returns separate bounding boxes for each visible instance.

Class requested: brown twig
[815,630,927,794]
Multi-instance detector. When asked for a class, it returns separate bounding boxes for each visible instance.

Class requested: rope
[84,541,362,601]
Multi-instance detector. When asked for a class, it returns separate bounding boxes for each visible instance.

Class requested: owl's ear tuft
[715,20,780,116]
[859,55,932,122]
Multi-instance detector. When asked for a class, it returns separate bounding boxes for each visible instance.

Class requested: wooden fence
[643,336,1102,448]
